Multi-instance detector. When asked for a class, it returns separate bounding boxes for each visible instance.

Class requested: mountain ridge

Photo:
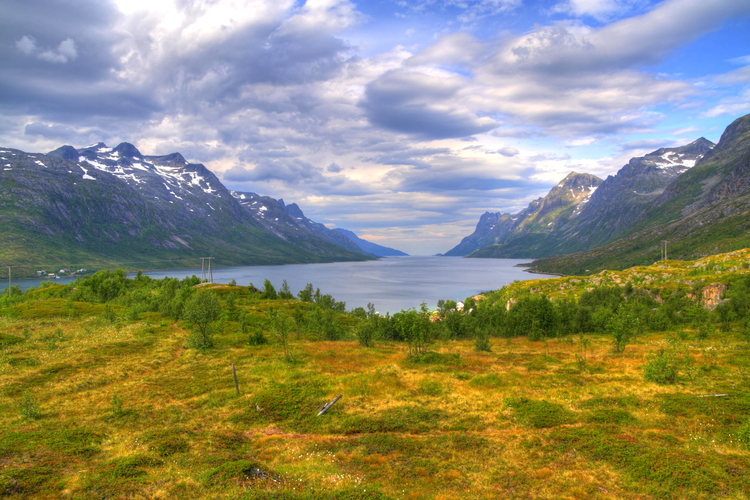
[0,143,373,274]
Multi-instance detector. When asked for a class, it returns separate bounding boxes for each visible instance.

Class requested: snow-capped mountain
[230,191,372,257]
[0,142,372,272]
[446,138,715,259]
[444,172,602,256]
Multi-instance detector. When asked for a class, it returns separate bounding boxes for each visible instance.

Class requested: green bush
[248,328,268,346]
[354,321,375,347]
[643,349,679,385]
[505,398,574,428]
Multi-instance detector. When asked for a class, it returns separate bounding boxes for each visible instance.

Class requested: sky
[1,0,749,255]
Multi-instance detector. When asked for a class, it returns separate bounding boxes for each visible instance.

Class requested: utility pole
[663,240,668,261]
[200,257,214,283]
[7,266,10,296]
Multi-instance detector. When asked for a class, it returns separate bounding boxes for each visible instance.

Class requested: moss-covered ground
[1,315,750,498]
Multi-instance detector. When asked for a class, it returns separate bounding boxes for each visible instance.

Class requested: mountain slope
[0,144,370,273]
[229,192,373,257]
[333,228,408,256]
[456,138,714,260]
[529,114,750,275]
[445,172,601,257]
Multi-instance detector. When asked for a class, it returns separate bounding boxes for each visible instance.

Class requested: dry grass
[2,300,750,499]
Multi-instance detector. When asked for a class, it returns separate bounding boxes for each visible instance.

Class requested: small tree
[261,279,277,300]
[354,320,376,347]
[184,290,221,349]
[278,280,294,299]
[393,303,432,356]
[266,308,294,361]
[608,310,639,353]
[643,349,679,384]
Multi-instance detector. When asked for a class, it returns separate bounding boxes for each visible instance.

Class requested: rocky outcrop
[701,283,728,310]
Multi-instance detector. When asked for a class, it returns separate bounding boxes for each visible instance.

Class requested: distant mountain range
[0,142,405,274]
[445,113,750,274]
[333,228,408,257]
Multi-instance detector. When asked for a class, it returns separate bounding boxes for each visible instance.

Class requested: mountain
[0,142,371,273]
[530,114,750,275]
[229,192,374,257]
[332,228,408,256]
[542,137,715,253]
[445,172,602,256]
[450,138,715,260]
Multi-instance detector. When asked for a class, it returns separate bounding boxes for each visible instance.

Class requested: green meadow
[2,251,750,499]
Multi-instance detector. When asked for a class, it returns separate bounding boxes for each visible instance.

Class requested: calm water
[3,257,554,313]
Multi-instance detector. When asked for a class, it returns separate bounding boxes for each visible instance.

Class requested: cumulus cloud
[1,0,748,254]
[225,159,326,184]
[361,69,499,139]
[496,147,519,157]
[15,35,78,63]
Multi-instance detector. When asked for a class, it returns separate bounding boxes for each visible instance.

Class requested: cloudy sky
[1,0,749,255]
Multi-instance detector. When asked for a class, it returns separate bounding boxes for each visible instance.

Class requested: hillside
[0,144,371,275]
[530,114,750,275]
[1,251,750,498]
[445,172,602,257]
[451,137,715,260]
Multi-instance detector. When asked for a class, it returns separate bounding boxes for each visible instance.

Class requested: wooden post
[318,394,342,416]
[231,363,240,395]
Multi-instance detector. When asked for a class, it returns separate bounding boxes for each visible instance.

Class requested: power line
[200,257,214,283]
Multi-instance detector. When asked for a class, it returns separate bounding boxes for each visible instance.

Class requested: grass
[2,259,750,498]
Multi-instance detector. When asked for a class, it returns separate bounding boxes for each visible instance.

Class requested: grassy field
[1,261,750,498]
[2,315,750,498]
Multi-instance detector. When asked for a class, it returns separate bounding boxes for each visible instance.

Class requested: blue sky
[1,0,749,255]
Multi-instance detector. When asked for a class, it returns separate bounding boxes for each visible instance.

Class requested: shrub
[643,349,679,385]
[354,321,376,347]
[248,328,268,346]
[505,398,574,428]
[474,328,491,352]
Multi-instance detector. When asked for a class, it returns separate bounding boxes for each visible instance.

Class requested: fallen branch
[318,394,342,416]
[696,394,728,398]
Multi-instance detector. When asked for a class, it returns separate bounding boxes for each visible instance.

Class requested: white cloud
[15,35,36,55]
[15,36,78,63]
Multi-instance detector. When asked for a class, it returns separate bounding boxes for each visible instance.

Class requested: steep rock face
[445,172,601,257]
[443,212,514,257]
[333,228,408,256]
